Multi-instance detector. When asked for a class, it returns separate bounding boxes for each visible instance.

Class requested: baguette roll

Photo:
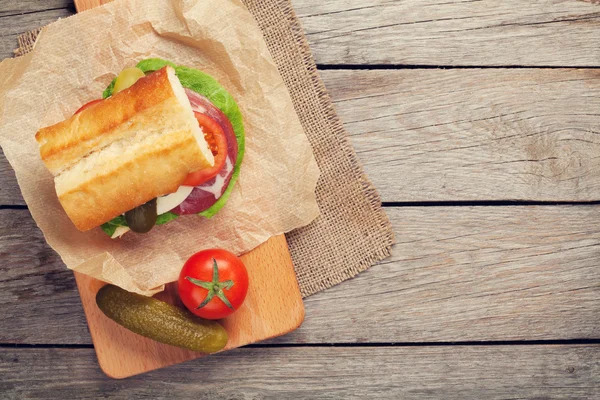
[35,66,214,231]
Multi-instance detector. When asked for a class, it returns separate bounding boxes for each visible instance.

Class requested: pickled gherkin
[96,285,228,353]
[125,199,157,233]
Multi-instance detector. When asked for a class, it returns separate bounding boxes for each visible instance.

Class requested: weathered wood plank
[2,205,598,344]
[0,8,72,60]
[1,346,598,398]
[3,69,599,204]
[294,0,600,66]
[0,1,71,17]
[0,150,20,205]
[0,209,90,343]
[2,1,600,66]
[324,68,600,202]
[276,205,600,344]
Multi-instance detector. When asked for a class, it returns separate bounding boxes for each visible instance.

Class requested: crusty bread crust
[58,127,204,231]
[35,67,215,231]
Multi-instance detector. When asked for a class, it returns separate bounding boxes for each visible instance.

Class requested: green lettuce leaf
[101,215,127,237]
[155,212,179,225]
[102,78,116,99]
[136,58,176,73]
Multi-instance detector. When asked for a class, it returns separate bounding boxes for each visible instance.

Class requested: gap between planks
[2,338,600,349]
[4,201,600,210]
[318,64,600,70]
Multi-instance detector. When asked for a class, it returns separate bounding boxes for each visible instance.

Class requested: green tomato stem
[186,259,235,310]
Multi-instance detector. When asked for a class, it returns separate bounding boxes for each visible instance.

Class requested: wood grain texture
[0,150,20,205]
[0,1,71,17]
[4,1,600,65]
[276,205,600,343]
[0,7,72,59]
[0,209,90,343]
[3,68,599,204]
[72,0,109,12]
[1,345,599,399]
[2,205,599,344]
[324,69,600,202]
[294,0,600,66]
[0,0,598,396]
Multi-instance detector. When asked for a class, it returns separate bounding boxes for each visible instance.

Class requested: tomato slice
[183,112,228,186]
[74,99,103,115]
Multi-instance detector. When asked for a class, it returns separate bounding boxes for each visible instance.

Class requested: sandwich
[35,58,245,237]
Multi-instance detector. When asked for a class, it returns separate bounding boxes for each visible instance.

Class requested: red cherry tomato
[183,112,228,186]
[74,99,103,114]
[178,249,249,320]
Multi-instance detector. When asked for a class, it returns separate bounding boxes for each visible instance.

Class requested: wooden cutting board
[72,0,304,379]
[75,235,303,378]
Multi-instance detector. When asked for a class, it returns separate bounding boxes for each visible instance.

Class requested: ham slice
[171,90,239,215]
[172,156,234,215]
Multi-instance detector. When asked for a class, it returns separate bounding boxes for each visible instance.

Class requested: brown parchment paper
[0,0,320,295]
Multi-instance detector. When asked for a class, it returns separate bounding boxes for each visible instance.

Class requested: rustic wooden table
[1,1,599,398]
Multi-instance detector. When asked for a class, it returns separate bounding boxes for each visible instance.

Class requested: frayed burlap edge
[14,28,41,57]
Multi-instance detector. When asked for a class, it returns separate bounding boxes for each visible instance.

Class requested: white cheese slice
[156,185,194,215]
[111,226,130,239]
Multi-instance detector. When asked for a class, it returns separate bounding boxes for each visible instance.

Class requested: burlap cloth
[14,0,394,298]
